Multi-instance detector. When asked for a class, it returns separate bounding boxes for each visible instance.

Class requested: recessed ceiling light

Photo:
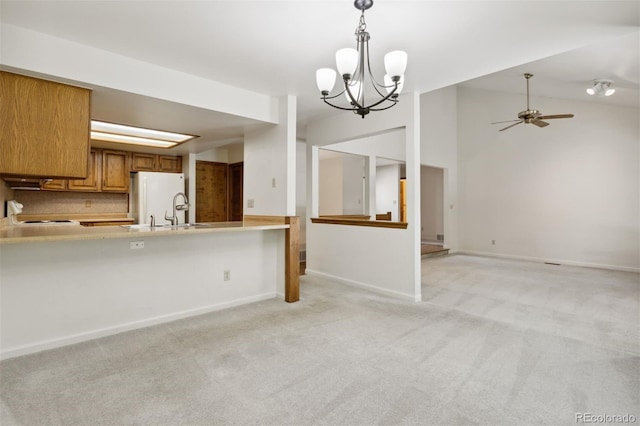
[90,120,198,148]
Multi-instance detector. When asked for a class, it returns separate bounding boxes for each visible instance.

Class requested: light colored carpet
[1,255,638,425]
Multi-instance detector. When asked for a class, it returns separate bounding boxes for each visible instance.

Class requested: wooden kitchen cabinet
[157,155,182,173]
[0,71,91,178]
[102,150,130,192]
[68,149,101,192]
[131,153,156,171]
[131,153,182,173]
[39,149,127,192]
[40,178,67,191]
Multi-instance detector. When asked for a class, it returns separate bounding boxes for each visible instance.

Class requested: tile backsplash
[14,190,128,215]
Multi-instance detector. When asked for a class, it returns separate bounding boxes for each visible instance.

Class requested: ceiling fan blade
[538,114,574,120]
[532,120,549,128]
[491,119,521,124]
[499,121,523,131]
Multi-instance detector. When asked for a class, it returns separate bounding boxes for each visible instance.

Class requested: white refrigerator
[132,172,186,225]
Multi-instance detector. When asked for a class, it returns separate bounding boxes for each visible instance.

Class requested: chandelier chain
[356,11,367,34]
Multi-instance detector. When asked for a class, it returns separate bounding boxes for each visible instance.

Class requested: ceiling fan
[492,73,574,131]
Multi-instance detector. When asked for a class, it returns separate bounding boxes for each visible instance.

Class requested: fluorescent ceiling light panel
[90,131,179,148]
[90,120,197,148]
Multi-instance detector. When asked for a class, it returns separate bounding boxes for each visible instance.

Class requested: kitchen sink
[163,223,215,229]
[120,223,214,230]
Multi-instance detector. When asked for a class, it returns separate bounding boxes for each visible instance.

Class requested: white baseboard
[456,250,640,273]
[305,269,420,302]
[0,292,277,360]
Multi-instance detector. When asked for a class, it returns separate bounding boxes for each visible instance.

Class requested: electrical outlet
[272,178,276,188]
[247,199,254,208]
[223,270,231,281]
[85,200,91,208]
[130,241,144,250]
[491,240,496,245]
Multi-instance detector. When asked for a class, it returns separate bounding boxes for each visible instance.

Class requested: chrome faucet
[165,192,190,226]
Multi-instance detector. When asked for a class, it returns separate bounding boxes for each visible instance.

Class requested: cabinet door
[131,153,156,171]
[40,179,67,191]
[158,155,182,173]
[0,71,91,178]
[68,149,101,191]
[102,150,130,192]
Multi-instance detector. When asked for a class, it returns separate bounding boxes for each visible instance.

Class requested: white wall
[420,86,459,250]
[376,164,400,221]
[296,141,307,249]
[342,155,365,215]
[327,130,406,162]
[244,95,297,216]
[457,87,640,271]
[197,147,229,163]
[306,93,421,301]
[1,24,277,123]
[421,165,444,241]
[228,144,244,164]
[318,157,343,215]
[0,230,285,359]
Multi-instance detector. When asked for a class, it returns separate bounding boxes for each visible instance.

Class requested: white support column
[365,156,377,217]
[406,92,422,300]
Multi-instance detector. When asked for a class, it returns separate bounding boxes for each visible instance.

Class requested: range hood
[2,177,41,190]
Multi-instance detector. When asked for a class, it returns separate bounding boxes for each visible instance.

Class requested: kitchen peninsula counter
[0,221,288,244]
[0,215,300,360]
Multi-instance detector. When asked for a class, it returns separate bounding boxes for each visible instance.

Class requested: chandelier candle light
[315,0,407,118]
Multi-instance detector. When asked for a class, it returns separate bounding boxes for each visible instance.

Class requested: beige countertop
[0,221,289,244]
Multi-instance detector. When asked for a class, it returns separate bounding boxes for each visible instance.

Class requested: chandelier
[315,0,407,118]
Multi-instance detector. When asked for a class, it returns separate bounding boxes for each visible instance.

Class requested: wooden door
[400,178,407,222]
[196,161,228,222]
[228,162,243,221]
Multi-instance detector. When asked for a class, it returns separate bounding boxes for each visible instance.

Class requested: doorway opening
[420,165,447,256]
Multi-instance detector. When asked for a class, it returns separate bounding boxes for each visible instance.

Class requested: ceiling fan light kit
[491,73,574,131]
[586,79,616,97]
[315,0,407,118]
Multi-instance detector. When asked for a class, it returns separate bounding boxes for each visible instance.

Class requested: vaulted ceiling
[1,1,638,151]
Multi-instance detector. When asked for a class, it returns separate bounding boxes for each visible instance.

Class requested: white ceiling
[1,0,638,152]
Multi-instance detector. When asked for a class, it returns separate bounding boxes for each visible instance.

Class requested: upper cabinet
[131,153,182,173]
[101,150,129,192]
[0,71,91,178]
[38,149,181,193]
[68,149,101,192]
[40,148,129,193]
